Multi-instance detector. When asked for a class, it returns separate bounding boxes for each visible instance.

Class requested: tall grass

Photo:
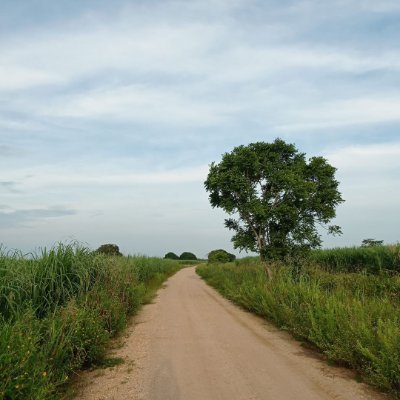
[0,244,181,400]
[310,244,400,273]
[0,244,103,321]
[197,261,400,397]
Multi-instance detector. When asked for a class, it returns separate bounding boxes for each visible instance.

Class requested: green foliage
[164,252,179,260]
[179,252,197,260]
[0,311,53,400]
[197,262,400,397]
[204,138,344,262]
[0,244,102,320]
[0,244,181,400]
[208,249,236,263]
[310,244,400,273]
[96,243,122,256]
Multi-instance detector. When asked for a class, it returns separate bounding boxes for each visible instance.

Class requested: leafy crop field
[197,252,400,397]
[0,244,181,400]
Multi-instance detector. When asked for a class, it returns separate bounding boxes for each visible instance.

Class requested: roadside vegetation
[197,244,400,398]
[0,243,181,400]
[310,244,400,273]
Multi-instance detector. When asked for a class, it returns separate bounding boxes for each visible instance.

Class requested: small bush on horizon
[361,238,384,247]
[96,243,122,256]
[179,252,197,260]
[164,252,179,260]
[208,249,236,263]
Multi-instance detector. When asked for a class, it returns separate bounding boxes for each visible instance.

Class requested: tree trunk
[264,262,273,279]
[260,252,273,279]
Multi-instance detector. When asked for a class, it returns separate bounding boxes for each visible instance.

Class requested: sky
[1,0,399,257]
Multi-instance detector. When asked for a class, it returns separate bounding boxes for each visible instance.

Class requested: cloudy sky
[1,0,399,257]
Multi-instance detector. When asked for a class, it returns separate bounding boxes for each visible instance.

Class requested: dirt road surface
[77,267,387,400]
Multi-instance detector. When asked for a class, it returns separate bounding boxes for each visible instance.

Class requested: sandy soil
[76,267,388,400]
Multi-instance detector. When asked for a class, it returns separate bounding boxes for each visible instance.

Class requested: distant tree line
[164,252,197,260]
[165,249,238,263]
[95,245,240,264]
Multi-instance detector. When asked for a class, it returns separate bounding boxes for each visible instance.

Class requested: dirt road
[77,267,387,400]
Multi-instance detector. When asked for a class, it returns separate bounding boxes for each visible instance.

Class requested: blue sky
[1,0,399,257]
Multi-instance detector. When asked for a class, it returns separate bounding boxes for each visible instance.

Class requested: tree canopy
[204,138,344,263]
[96,243,122,256]
[179,252,197,260]
[208,249,236,263]
[164,252,179,260]
[361,238,384,247]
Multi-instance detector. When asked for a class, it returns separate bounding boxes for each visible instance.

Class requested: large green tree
[208,249,236,263]
[164,252,179,260]
[204,139,344,271]
[179,252,197,260]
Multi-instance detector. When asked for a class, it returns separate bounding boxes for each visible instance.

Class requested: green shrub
[164,252,179,260]
[95,244,122,256]
[179,252,197,260]
[208,249,236,263]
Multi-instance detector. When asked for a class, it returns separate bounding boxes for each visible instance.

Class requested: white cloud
[38,84,237,126]
[324,142,400,217]
[358,0,400,12]
[2,164,209,189]
[0,117,43,132]
[325,142,400,177]
[206,47,400,86]
[276,97,400,131]
[283,0,400,18]
[1,6,399,92]
[319,141,400,247]
[1,3,399,133]
[0,20,222,91]
[0,65,60,91]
